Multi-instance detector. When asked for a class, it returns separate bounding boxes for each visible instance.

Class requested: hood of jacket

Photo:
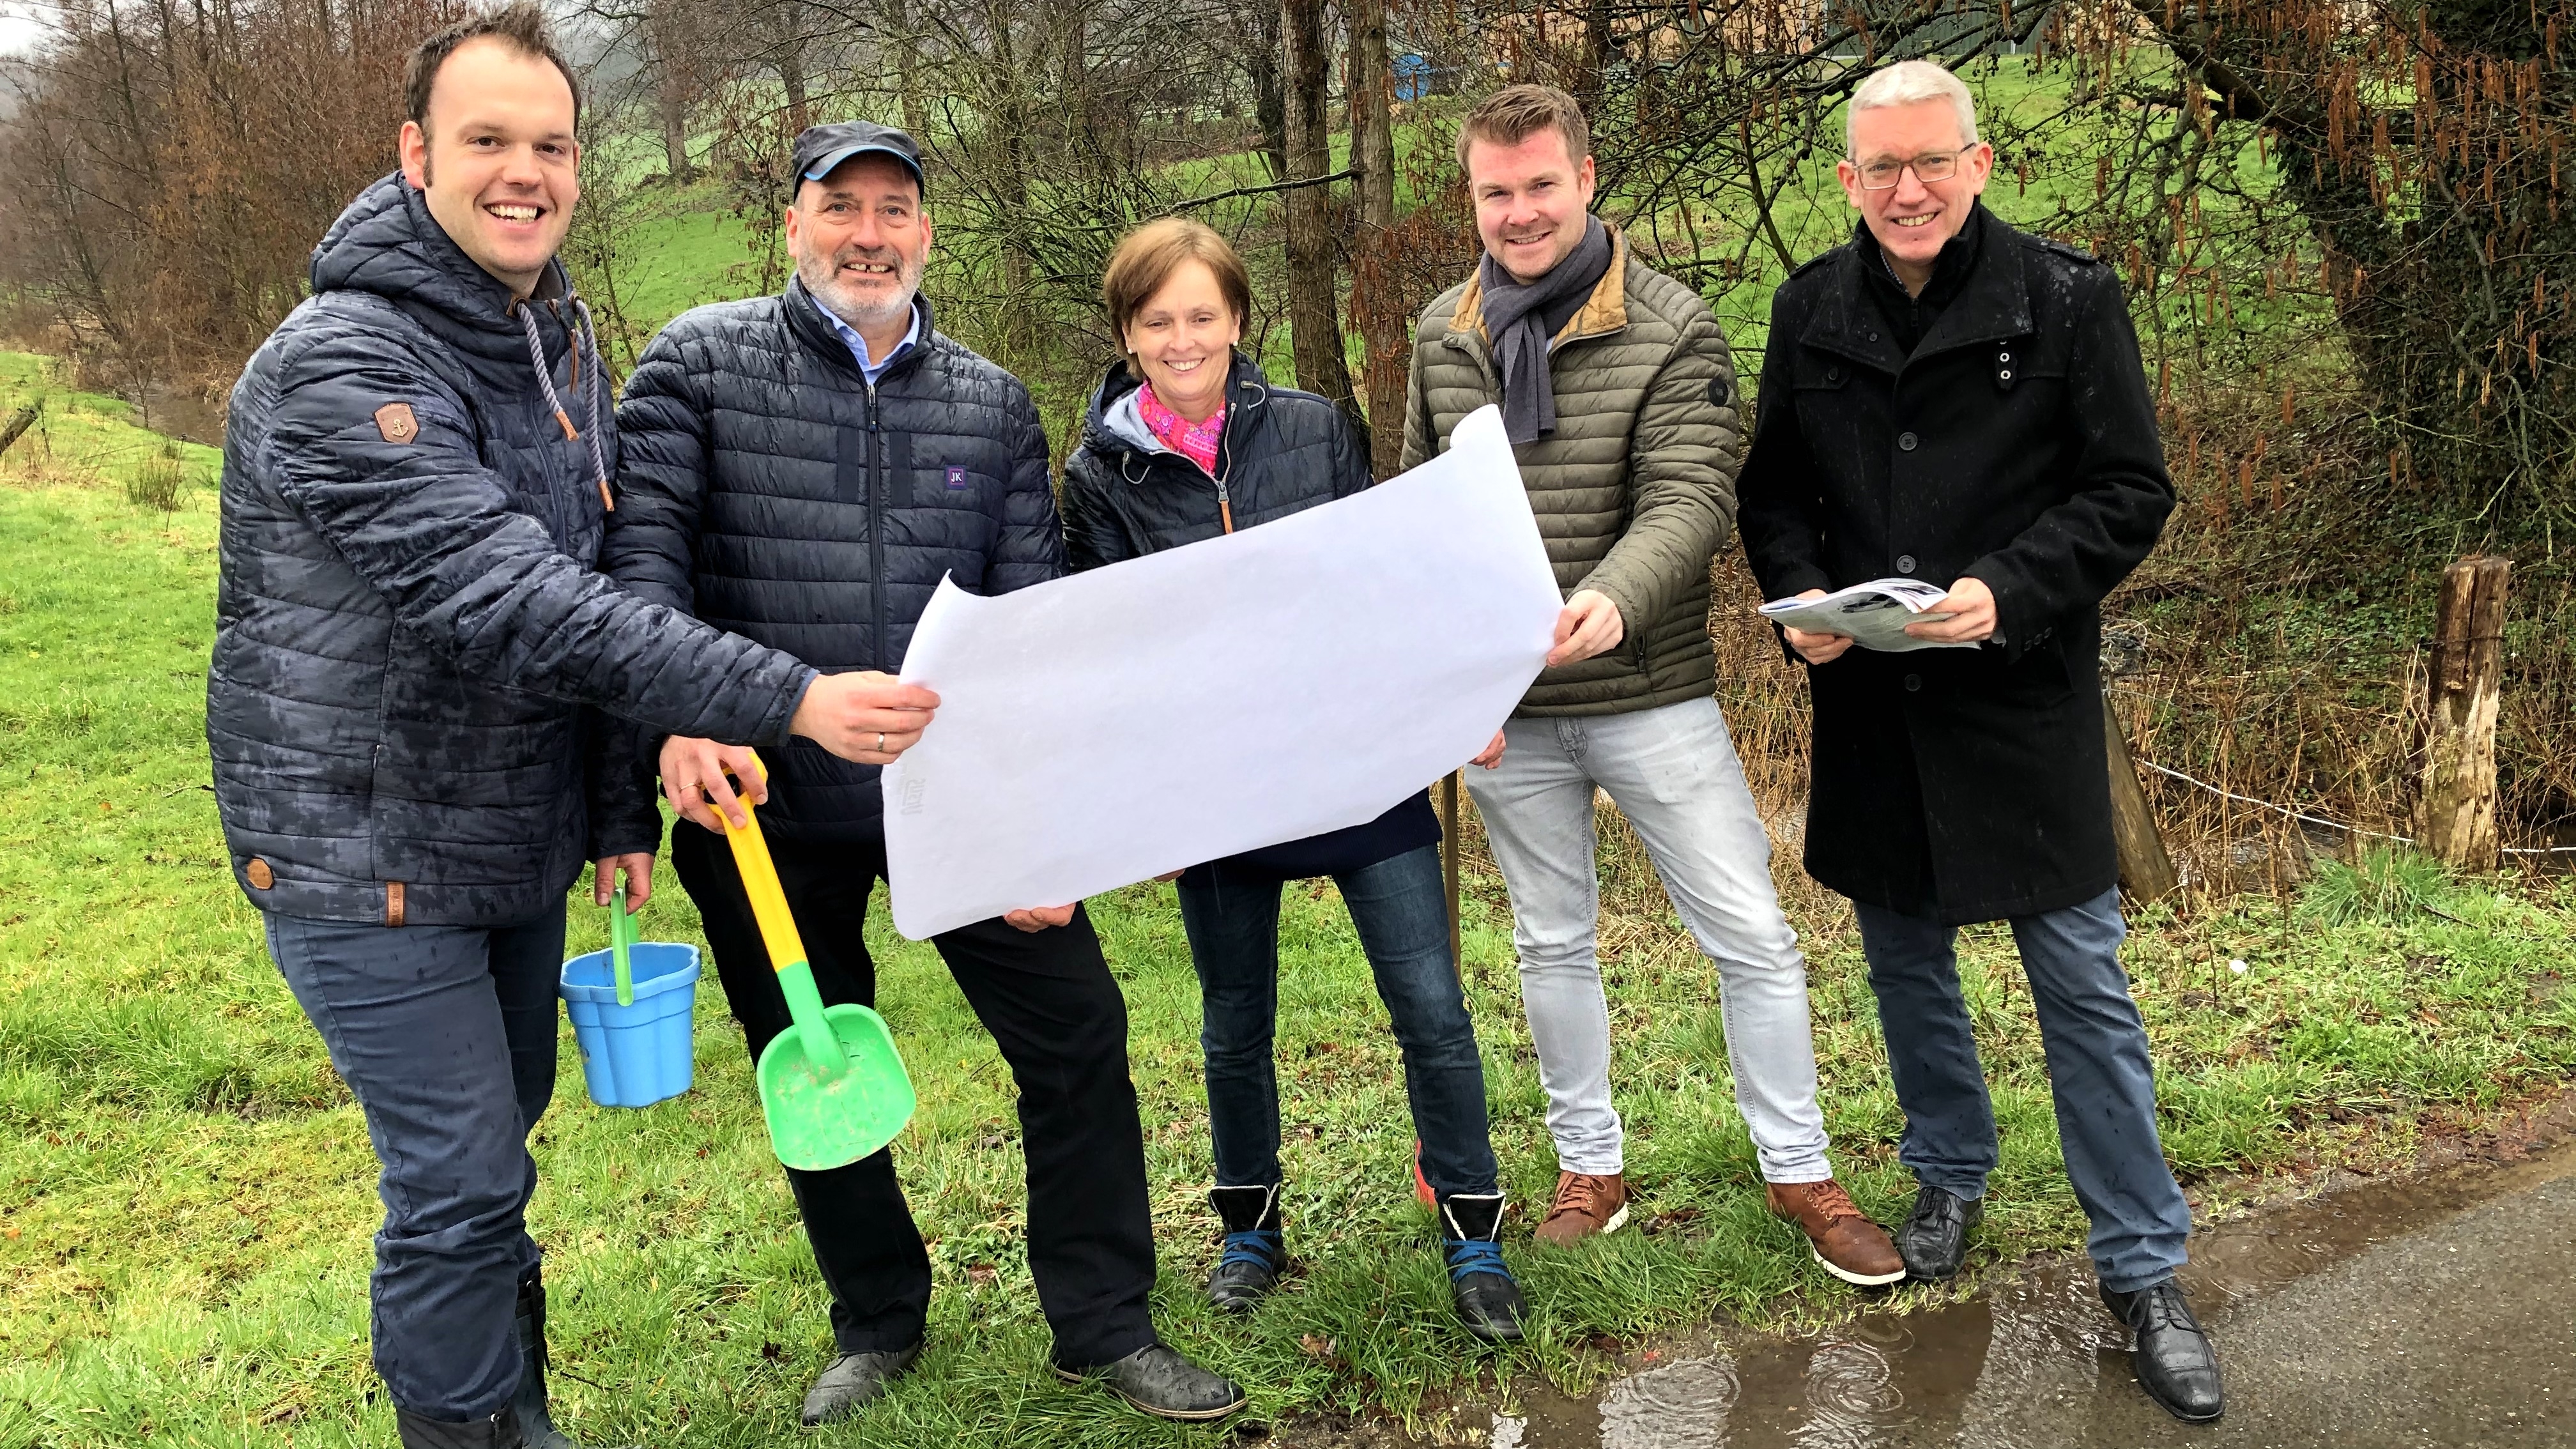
[309,172,581,367]
[1078,351,1274,470]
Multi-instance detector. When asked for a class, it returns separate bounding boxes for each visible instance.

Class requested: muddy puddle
[1388,1134,2576,1449]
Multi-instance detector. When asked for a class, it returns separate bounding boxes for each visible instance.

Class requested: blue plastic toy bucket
[561,942,701,1108]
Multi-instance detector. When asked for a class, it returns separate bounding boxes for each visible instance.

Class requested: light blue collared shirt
[809,291,921,385]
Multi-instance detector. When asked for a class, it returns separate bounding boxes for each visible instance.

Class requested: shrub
[125,442,190,515]
[2299,847,2455,926]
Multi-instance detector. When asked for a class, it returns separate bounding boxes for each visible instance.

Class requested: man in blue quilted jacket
[209,12,921,1448]
[599,122,1245,1425]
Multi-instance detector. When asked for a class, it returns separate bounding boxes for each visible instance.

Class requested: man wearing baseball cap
[598,123,1245,1425]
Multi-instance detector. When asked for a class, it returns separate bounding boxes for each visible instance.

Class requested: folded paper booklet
[1758,578,1977,653]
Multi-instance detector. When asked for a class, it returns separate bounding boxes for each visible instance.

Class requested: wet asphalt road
[1420,1136,2576,1449]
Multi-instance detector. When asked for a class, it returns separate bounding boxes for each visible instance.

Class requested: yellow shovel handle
[716,753,809,974]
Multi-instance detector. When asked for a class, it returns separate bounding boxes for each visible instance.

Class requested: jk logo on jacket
[945,465,969,489]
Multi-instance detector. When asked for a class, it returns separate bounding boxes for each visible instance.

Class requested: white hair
[1846,59,1980,156]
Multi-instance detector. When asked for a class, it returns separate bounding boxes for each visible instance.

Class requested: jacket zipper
[866,381,887,667]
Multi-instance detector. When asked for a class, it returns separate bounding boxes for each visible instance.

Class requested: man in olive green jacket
[1402,84,1902,1285]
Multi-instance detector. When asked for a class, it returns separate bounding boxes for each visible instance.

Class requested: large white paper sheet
[882,405,1558,939]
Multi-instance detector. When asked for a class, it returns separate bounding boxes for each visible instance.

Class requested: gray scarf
[1478,215,1613,445]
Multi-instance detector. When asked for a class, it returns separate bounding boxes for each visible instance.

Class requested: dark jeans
[672,824,1160,1368]
[264,906,566,1421]
[1853,887,2193,1292]
[1176,844,1499,1198]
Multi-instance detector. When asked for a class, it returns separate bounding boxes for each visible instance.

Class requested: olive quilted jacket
[1401,227,1744,716]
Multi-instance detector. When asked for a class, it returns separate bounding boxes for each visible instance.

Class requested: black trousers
[671,824,1160,1368]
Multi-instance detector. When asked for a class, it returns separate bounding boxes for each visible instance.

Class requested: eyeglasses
[1851,148,1969,190]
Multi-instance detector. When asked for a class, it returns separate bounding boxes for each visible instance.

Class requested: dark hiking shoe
[1205,1184,1285,1314]
[1438,1192,1525,1342]
[800,1344,924,1425]
[395,1406,526,1449]
[2102,1280,2225,1423]
[1896,1185,1983,1282]
[513,1269,634,1449]
[1054,1344,1246,1421]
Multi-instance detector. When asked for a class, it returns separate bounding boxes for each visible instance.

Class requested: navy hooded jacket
[209,174,816,926]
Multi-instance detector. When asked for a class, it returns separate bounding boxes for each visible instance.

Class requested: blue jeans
[1853,887,2192,1292]
[1176,845,1499,1197]
[264,907,566,1421]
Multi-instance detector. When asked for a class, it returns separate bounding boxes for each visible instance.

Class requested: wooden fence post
[2102,691,2181,904]
[0,402,40,459]
[2416,554,2513,870]
[1441,771,1462,980]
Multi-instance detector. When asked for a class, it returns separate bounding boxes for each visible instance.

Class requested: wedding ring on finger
[876,731,886,753]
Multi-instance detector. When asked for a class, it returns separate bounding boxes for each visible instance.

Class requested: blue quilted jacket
[209,174,817,926]
[601,282,1064,841]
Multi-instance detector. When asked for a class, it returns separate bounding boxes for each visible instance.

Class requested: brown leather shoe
[1768,1179,1906,1285]
[1534,1170,1630,1246]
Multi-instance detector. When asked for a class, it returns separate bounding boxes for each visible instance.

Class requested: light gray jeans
[1467,694,1832,1183]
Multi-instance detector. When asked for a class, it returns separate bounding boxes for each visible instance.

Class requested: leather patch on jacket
[385,880,406,926]
[374,402,419,444]
[245,857,273,889]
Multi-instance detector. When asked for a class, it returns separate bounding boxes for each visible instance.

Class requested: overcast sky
[0,6,46,57]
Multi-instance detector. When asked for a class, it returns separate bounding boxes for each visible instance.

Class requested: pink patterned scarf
[1137,381,1225,477]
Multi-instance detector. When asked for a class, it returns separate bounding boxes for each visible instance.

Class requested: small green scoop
[719,756,916,1170]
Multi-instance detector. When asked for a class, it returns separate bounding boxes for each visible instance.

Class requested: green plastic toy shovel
[609,877,638,1006]
[719,756,916,1170]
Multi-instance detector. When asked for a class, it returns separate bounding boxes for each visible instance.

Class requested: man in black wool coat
[1736,58,2224,1425]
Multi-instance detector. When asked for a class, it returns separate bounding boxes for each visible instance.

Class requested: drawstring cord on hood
[514,295,615,512]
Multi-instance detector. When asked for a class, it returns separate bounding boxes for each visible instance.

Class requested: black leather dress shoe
[1895,1184,1982,1282]
[2101,1280,2225,1423]
[800,1344,923,1426]
[1055,1344,1246,1421]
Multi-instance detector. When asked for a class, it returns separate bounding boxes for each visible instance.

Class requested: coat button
[1867,331,1882,343]
[1999,369,2014,381]
[1904,674,1922,692]
[1998,350,2012,362]
[1825,365,1843,383]
[1896,555,1917,574]
[1898,431,1919,451]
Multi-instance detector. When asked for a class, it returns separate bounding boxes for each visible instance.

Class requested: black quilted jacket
[209,174,816,926]
[601,282,1064,841]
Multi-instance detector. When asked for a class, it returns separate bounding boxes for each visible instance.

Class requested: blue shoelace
[1219,1229,1283,1273]
[1443,1236,1513,1283]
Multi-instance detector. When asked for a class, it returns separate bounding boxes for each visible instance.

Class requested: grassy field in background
[2,351,2573,1448]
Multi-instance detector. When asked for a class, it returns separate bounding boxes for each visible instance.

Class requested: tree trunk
[648,0,695,182]
[1245,0,1289,183]
[774,0,811,135]
[1345,0,1402,477]
[889,0,926,137]
[2416,555,2513,870]
[1280,0,1362,438]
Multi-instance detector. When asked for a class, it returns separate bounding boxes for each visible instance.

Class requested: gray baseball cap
[791,121,925,197]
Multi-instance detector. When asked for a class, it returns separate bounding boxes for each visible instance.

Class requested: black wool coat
[1736,208,2175,924]
[603,284,1064,841]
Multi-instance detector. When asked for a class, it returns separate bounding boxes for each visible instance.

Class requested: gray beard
[800,253,921,334]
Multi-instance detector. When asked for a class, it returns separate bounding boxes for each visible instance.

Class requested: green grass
[3,353,2573,1446]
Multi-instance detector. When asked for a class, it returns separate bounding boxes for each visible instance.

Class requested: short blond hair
[1846,60,1979,155]
[1455,84,1591,175]
[1100,218,1254,372]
